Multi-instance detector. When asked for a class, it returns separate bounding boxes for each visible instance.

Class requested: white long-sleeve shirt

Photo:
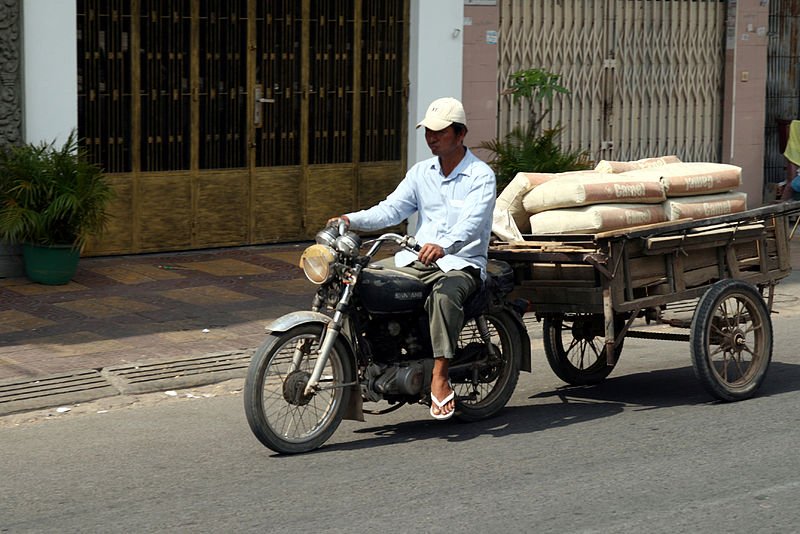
[346,148,496,279]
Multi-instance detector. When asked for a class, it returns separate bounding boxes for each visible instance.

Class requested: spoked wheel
[244,323,353,454]
[543,313,623,385]
[452,310,520,422]
[690,280,772,401]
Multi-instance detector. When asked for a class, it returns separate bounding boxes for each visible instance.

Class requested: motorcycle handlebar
[366,233,421,255]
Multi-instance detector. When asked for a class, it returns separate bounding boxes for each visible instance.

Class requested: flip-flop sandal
[430,386,455,421]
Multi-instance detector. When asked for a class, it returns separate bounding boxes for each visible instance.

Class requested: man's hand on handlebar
[326,215,350,233]
[417,243,445,266]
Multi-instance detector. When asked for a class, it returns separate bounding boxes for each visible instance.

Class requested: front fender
[265,311,332,334]
[264,310,365,422]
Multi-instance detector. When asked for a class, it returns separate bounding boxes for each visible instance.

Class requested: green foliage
[0,132,114,250]
[482,68,590,191]
[506,69,570,125]
[482,127,591,191]
[507,68,569,104]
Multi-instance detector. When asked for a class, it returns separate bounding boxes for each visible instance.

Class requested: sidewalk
[0,243,315,415]
[3,236,800,417]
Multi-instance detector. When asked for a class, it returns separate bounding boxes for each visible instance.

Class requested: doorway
[77,0,409,254]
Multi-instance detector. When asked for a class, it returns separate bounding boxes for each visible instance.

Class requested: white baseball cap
[416,97,467,131]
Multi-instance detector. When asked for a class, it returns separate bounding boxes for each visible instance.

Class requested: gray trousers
[378,259,479,359]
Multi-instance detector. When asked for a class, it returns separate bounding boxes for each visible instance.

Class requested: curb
[0,350,254,417]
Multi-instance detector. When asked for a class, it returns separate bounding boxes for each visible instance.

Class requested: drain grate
[0,370,118,416]
[102,350,253,394]
[0,351,255,416]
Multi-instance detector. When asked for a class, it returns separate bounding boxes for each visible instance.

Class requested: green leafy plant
[481,68,591,191]
[0,132,113,250]
[504,68,571,132]
[481,127,591,188]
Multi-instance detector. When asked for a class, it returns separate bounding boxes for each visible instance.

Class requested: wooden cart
[489,203,798,401]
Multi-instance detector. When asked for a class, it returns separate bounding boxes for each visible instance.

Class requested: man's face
[425,125,465,158]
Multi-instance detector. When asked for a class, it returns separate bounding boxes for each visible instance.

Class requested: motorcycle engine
[363,317,428,362]
[363,359,432,402]
[361,316,433,402]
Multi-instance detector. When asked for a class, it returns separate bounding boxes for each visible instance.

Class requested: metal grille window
[78,0,406,173]
[308,1,355,164]
[254,1,302,167]
[360,0,404,162]
[139,0,191,171]
[198,0,248,169]
[77,0,133,173]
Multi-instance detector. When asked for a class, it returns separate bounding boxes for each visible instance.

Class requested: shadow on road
[311,398,625,455]
[531,360,800,409]
[268,360,800,457]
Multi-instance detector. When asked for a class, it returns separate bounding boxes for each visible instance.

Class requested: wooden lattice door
[77,0,408,254]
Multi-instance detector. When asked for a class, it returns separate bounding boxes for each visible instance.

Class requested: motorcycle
[243,223,531,454]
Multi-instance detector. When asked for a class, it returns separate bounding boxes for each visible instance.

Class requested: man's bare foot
[430,358,455,419]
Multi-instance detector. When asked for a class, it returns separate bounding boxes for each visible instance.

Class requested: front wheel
[690,280,772,401]
[542,313,623,385]
[244,323,353,454]
[453,310,521,422]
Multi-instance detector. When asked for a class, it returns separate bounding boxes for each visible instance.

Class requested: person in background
[328,97,496,420]
[781,171,800,201]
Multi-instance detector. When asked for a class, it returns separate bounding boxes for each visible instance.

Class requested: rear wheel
[452,311,520,422]
[543,313,623,385]
[690,280,772,401]
[243,323,352,454]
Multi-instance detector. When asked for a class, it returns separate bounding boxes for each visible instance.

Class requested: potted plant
[0,132,113,284]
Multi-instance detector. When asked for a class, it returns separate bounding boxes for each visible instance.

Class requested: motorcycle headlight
[299,244,336,284]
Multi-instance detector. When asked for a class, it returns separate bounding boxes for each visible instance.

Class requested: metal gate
[498,0,726,164]
[77,0,408,255]
[764,0,800,187]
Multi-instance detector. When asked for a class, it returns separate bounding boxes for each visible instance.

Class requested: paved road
[3,316,800,533]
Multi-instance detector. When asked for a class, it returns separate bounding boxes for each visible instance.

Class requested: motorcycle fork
[289,338,314,374]
[303,284,354,395]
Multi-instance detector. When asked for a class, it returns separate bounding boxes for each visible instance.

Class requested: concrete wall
[462,4,499,160]
[408,0,464,168]
[22,0,77,146]
[721,0,770,206]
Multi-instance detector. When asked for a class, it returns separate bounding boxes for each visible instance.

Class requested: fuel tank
[358,266,429,314]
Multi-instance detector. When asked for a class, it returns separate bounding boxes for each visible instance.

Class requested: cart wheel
[543,313,624,385]
[690,279,772,401]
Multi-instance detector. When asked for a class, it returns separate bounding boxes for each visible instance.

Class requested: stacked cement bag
[663,192,748,220]
[491,158,745,238]
[620,162,745,221]
[594,155,682,174]
[492,170,591,241]
[524,172,668,234]
[526,204,667,234]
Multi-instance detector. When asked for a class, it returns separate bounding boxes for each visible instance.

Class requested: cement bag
[492,171,577,239]
[522,173,665,214]
[594,155,681,173]
[663,191,748,221]
[529,204,668,234]
[622,162,742,197]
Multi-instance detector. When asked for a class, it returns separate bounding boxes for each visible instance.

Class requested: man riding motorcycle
[330,97,496,420]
